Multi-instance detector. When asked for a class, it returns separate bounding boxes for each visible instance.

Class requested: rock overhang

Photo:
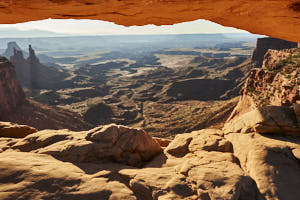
[0,0,299,42]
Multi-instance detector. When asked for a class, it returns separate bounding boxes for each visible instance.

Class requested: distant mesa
[251,37,298,67]
[2,41,23,59]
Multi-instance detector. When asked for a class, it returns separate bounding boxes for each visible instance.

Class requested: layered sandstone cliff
[252,37,298,67]
[1,51,91,131]
[0,57,25,117]
[225,48,299,135]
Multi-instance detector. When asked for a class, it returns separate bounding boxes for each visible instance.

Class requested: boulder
[12,124,163,167]
[152,137,172,147]
[120,129,262,200]
[224,106,300,136]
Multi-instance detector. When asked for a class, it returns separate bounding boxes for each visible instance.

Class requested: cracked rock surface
[0,123,299,200]
[226,132,300,200]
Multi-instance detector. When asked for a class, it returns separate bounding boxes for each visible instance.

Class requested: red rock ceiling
[0,0,299,42]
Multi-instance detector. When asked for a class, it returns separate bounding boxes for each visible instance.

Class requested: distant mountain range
[0,27,261,39]
[0,33,261,53]
[0,27,70,38]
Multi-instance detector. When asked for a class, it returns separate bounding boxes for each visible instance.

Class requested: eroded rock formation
[0,6,299,199]
[10,48,32,89]
[0,1,299,42]
[0,123,299,200]
[0,57,25,117]
[10,44,68,90]
[1,49,91,131]
[2,41,24,59]
[225,48,300,135]
[226,132,300,200]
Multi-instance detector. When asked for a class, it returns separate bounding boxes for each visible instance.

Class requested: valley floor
[23,45,252,137]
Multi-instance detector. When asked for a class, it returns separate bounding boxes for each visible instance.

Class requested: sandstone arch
[0,0,299,42]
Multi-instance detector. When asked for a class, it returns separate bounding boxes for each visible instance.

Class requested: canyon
[0,1,299,198]
[0,51,91,130]
[0,35,299,199]
[0,34,256,136]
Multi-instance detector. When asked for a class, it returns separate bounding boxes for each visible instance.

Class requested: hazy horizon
[0,19,251,38]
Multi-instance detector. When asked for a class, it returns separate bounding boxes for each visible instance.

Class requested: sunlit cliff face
[0,0,299,42]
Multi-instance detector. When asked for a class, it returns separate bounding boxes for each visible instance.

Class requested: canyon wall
[0,0,299,42]
[252,37,298,67]
[10,45,68,90]
[10,48,32,89]
[0,47,91,131]
[0,57,25,117]
[225,48,299,135]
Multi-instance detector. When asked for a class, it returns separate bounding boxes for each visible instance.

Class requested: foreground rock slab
[0,152,137,200]
[120,129,263,200]
[0,123,299,200]
[226,132,300,200]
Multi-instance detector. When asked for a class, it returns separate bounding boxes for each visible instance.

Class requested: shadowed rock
[0,121,37,138]
[0,57,25,116]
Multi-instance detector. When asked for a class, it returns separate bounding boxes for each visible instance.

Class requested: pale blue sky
[0,19,248,35]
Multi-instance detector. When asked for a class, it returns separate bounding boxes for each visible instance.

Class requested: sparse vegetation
[247,48,299,107]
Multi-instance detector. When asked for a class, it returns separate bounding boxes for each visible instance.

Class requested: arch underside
[0,0,299,42]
